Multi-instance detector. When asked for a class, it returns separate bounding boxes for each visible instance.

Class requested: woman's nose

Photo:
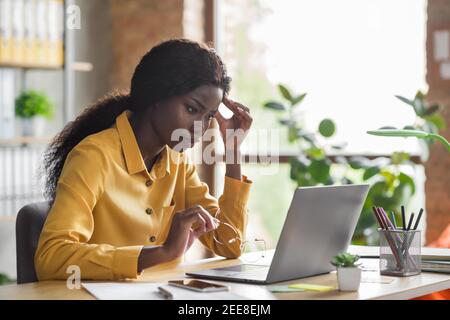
[201,116,211,133]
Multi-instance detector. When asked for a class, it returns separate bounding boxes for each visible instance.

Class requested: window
[216,0,427,246]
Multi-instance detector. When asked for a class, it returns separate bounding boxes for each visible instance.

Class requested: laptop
[186,184,370,284]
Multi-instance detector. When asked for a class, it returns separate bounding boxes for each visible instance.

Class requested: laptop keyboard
[222,266,270,278]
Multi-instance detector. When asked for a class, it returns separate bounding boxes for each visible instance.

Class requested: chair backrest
[15,201,51,284]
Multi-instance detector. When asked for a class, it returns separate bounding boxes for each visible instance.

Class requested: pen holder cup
[379,229,421,277]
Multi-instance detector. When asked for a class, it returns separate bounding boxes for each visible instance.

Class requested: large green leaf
[278,84,293,102]
[306,147,325,158]
[423,104,440,116]
[363,166,381,181]
[395,94,424,116]
[367,129,429,138]
[395,95,415,107]
[391,152,410,165]
[422,121,439,134]
[308,158,331,184]
[413,97,426,117]
[279,118,295,126]
[424,113,446,130]
[291,93,307,107]
[264,101,286,111]
[398,172,416,195]
[289,156,310,181]
[349,156,372,169]
[318,119,336,138]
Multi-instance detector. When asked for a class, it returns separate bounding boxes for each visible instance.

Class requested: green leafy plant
[367,129,450,152]
[360,91,447,243]
[15,90,54,119]
[0,273,15,285]
[330,253,361,268]
[348,152,416,245]
[367,91,447,155]
[264,84,343,187]
[263,85,418,245]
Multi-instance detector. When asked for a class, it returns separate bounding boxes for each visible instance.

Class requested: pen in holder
[379,229,421,276]
[372,206,423,277]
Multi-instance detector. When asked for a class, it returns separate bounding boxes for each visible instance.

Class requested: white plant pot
[337,267,362,291]
[21,117,46,136]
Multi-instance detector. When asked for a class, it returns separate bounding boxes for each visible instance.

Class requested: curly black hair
[41,39,231,201]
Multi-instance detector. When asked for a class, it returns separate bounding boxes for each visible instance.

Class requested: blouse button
[145,208,153,215]
[149,236,156,242]
[145,180,153,187]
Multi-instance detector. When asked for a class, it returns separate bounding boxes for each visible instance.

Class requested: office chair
[15,201,51,284]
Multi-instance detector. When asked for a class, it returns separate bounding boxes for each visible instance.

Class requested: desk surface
[1,250,450,300]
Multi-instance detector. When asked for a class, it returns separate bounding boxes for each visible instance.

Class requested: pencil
[413,208,424,230]
[372,207,385,229]
[379,207,396,230]
[374,207,403,268]
[407,213,415,231]
[401,205,406,230]
[376,207,389,229]
[158,286,173,300]
[391,211,398,229]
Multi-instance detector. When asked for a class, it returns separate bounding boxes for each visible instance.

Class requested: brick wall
[109,0,184,90]
[425,0,450,243]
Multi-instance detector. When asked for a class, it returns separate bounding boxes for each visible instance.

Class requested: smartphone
[168,280,229,292]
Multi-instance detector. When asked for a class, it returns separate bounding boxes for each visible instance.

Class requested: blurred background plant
[15,90,54,136]
[0,272,14,285]
[263,86,446,245]
[15,90,54,119]
[264,84,342,187]
[368,91,449,153]
[394,91,446,156]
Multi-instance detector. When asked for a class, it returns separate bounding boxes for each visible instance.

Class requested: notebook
[421,260,450,273]
[81,282,247,300]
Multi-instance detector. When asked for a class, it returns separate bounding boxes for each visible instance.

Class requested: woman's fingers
[186,205,217,233]
[223,97,251,113]
[222,98,253,129]
[192,213,206,236]
[197,207,217,232]
[214,110,227,126]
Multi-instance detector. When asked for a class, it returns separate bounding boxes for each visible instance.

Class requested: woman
[35,39,253,281]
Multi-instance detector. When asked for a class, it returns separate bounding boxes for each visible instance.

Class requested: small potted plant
[331,252,362,291]
[15,90,54,136]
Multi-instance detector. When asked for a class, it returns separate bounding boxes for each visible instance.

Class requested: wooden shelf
[0,136,52,146]
[0,62,63,70]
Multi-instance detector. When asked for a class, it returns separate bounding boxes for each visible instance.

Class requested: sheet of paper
[267,285,306,293]
[82,282,247,300]
[288,283,336,292]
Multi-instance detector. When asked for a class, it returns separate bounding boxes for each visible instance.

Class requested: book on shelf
[0,68,15,139]
[0,0,13,63]
[12,0,25,64]
[0,0,64,67]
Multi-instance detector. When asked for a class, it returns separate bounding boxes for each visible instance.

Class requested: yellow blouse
[35,110,252,281]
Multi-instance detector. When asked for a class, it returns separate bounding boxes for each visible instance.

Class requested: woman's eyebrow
[192,97,207,111]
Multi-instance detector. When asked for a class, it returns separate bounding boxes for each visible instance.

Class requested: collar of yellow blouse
[115,110,171,179]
